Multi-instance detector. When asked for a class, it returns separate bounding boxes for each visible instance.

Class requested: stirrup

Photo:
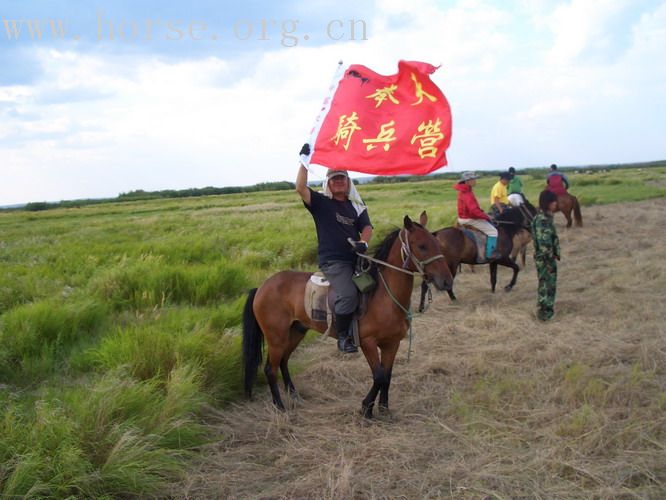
[337,336,358,353]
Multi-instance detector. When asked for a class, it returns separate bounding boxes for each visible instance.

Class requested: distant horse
[243,214,453,418]
[555,192,583,227]
[418,202,536,308]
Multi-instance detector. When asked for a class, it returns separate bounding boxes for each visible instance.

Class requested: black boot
[335,313,358,354]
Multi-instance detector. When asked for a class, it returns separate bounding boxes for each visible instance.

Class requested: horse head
[401,212,453,291]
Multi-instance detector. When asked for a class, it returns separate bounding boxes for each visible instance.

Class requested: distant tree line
[10,160,666,212]
[18,181,295,212]
[117,182,295,201]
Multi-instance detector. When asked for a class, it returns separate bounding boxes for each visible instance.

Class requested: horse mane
[371,228,401,265]
[365,229,398,293]
[523,198,537,213]
[367,224,418,285]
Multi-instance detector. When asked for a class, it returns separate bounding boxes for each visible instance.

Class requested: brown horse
[418,203,535,308]
[242,214,453,418]
[555,192,583,227]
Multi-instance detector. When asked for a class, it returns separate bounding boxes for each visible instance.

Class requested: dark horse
[418,202,536,308]
[555,192,583,227]
[242,215,453,418]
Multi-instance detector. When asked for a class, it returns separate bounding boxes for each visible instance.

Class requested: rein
[495,205,536,230]
[355,228,445,361]
[376,268,416,360]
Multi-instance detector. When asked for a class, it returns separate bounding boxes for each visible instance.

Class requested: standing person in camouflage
[531,190,561,321]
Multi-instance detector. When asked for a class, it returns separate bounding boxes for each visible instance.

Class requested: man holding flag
[296,60,453,353]
[296,143,372,354]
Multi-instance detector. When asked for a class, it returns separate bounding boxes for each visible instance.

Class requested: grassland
[1,166,665,497]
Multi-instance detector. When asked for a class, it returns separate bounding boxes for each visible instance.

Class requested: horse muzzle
[427,271,453,292]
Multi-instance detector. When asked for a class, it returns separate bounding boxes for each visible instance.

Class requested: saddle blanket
[304,272,360,344]
[460,225,489,264]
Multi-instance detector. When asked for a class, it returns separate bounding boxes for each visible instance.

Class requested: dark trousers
[320,260,358,315]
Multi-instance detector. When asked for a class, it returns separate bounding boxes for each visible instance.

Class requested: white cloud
[546,0,633,65]
[517,97,576,120]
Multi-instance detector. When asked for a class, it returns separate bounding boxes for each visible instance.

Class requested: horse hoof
[504,285,513,292]
[361,404,374,419]
[273,400,286,411]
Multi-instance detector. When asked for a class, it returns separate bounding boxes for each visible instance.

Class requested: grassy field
[1,166,665,497]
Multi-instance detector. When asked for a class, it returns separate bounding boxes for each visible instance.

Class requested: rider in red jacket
[546,164,569,196]
[453,172,499,260]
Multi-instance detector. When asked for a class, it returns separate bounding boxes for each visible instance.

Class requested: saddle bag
[352,270,376,293]
[352,258,376,293]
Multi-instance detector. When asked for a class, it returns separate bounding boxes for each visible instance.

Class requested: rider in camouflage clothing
[531,190,561,321]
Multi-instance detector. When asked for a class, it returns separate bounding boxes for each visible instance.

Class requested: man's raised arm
[295,143,311,205]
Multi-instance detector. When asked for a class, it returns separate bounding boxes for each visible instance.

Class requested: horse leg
[501,257,520,291]
[565,208,572,228]
[378,342,399,415]
[279,358,297,399]
[490,261,498,292]
[520,245,526,268]
[264,353,284,410]
[359,338,384,419]
[447,261,458,301]
[280,325,307,399]
[264,336,289,410]
[418,280,428,313]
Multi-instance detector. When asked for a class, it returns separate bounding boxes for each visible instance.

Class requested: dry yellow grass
[183,199,666,499]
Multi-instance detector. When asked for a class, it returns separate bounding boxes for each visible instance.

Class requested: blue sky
[1,0,665,204]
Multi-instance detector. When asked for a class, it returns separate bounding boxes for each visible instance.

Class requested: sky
[1,0,665,205]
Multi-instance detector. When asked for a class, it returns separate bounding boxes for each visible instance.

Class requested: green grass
[0,165,664,496]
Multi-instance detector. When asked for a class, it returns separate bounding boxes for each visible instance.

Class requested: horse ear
[419,210,428,228]
[404,215,414,231]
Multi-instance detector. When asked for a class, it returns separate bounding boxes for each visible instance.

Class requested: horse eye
[418,244,427,251]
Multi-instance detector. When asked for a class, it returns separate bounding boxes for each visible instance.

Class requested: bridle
[398,228,445,276]
[357,228,445,279]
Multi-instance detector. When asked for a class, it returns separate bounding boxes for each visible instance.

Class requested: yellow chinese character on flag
[331,111,362,150]
[365,85,400,108]
[362,120,397,151]
[411,118,444,159]
[410,73,437,106]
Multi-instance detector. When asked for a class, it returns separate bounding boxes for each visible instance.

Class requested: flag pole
[300,60,345,170]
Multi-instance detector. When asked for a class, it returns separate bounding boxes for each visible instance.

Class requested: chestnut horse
[418,203,535,309]
[555,192,583,227]
[242,215,453,418]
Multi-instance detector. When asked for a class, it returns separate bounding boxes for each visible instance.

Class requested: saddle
[459,225,490,264]
[304,272,363,346]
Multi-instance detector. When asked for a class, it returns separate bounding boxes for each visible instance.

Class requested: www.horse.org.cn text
[1,12,369,47]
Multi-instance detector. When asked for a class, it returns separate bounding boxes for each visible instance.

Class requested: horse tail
[242,288,263,398]
[572,196,583,227]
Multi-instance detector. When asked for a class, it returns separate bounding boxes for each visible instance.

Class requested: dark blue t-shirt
[304,189,372,266]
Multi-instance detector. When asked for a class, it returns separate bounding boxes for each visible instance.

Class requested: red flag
[309,60,452,176]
